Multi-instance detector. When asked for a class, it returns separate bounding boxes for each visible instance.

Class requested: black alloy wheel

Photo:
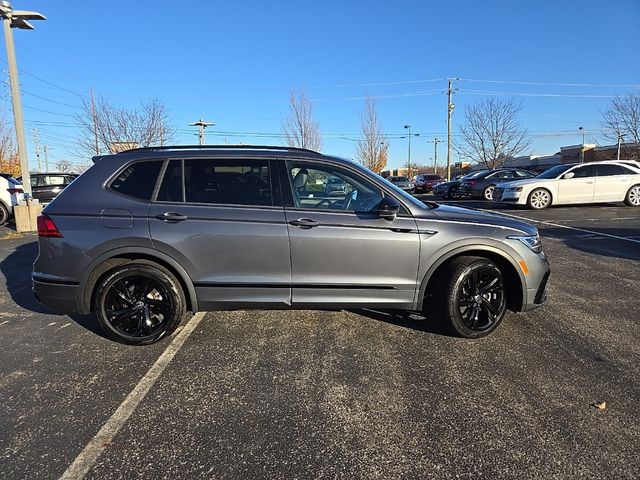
[95,261,186,344]
[447,186,459,199]
[432,256,507,338]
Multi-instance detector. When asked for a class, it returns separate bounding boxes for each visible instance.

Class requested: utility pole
[43,144,49,171]
[617,133,625,161]
[446,78,458,181]
[32,127,40,171]
[90,88,99,155]
[189,118,214,145]
[0,1,46,196]
[579,126,585,163]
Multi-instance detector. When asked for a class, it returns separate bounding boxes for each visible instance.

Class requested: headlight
[508,234,542,253]
[508,187,523,192]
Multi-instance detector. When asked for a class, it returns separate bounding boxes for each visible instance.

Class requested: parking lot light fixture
[579,127,585,163]
[0,1,46,196]
[617,133,625,161]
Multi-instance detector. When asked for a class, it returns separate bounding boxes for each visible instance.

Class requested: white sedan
[493,161,640,209]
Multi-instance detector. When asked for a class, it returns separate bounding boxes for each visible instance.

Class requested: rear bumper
[32,276,80,313]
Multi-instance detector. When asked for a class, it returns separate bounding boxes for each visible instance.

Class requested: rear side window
[157,160,183,202]
[183,159,272,206]
[597,164,633,176]
[110,160,163,200]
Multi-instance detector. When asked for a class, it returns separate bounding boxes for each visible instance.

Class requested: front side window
[287,163,383,212]
[571,165,597,178]
[110,160,163,200]
[183,159,272,206]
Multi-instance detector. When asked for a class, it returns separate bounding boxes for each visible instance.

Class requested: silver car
[33,146,550,344]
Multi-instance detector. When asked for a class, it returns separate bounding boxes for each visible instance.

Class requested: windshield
[389,176,408,182]
[536,164,576,179]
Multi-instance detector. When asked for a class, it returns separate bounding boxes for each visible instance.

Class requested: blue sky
[1,0,639,170]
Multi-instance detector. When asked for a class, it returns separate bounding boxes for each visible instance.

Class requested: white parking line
[483,209,640,245]
[0,320,8,326]
[60,312,206,480]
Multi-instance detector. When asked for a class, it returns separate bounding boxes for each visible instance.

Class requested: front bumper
[494,187,524,204]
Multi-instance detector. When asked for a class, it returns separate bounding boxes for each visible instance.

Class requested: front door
[282,160,420,309]
[149,158,291,309]
[557,164,597,204]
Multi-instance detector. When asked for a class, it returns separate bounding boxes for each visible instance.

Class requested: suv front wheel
[432,256,507,338]
[94,260,187,345]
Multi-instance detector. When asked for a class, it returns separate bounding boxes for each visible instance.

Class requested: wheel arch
[77,247,198,314]
[418,246,525,313]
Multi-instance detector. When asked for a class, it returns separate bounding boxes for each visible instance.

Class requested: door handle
[156,212,188,222]
[586,181,594,184]
[290,218,319,228]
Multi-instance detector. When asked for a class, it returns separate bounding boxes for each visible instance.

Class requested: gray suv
[33,146,550,344]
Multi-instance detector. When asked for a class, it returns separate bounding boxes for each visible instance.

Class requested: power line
[459,89,619,98]
[460,78,640,88]
[313,78,445,88]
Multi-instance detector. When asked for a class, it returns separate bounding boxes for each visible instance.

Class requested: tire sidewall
[528,188,551,209]
[483,185,495,201]
[625,184,640,207]
[446,260,507,338]
[0,203,8,226]
[94,263,186,345]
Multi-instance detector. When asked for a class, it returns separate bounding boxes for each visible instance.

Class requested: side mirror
[377,196,400,221]
[562,172,575,180]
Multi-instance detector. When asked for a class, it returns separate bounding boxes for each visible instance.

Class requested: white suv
[0,176,24,225]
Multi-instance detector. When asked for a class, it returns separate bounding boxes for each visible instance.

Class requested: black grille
[534,271,550,304]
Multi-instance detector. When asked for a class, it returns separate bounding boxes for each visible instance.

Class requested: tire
[527,188,552,209]
[94,260,187,345]
[0,203,8,226]
[431,256,507,338]
[446,186,459,199]
[624,184,640,207]
[482,185,496,201]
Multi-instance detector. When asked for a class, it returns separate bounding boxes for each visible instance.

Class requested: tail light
[7,188,23,194]
[37,215,63,238]
[467,180,478,185]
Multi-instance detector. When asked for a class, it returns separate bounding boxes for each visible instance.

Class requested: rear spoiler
[92,155,106,164]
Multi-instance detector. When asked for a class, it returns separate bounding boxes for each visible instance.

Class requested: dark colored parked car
[458,169,537,201]
[324,176,349,195]
[18,173,79,203]
[33,145,549,345]
[415,174,444,193]
[433,171,486,199]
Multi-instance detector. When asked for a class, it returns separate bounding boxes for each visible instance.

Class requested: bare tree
[355,96,389,173]
[76,95,175,157]
[0,113,19,177]
[281,89,322,151]
[54,159,73,173]
[456,98,531,169]
[601,92,640,158]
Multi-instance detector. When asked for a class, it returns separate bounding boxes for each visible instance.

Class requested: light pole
[404,125,412,178]
[579,126,585,163]
[0,1,46,197]
[617,133,625,161]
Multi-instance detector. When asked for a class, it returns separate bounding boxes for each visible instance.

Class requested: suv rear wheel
[432,256,507,338]
[0,203,8,226]
[94,260,187,345]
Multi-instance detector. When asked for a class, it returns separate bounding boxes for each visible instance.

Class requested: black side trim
[32,274,79,286]
[194,282,396,290]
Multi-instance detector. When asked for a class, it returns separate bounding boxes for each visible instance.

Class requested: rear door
[557,164,597,204]
[281,160,420,309]
[148,157,291,309]
[594,164,636,201]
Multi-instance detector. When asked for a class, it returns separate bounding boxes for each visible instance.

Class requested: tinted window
[571,165,597,178]
[596,164,633,176]
[537,164,575,179]
[288,163,383,212]
[110,160,163,200]
[184,159,272,206]
[157,160,183,202]
[516,170,535,177]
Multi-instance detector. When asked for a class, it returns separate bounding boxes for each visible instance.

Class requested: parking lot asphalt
[1,200,639,479]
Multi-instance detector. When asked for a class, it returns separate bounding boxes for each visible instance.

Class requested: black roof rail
[115,145,322,155]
